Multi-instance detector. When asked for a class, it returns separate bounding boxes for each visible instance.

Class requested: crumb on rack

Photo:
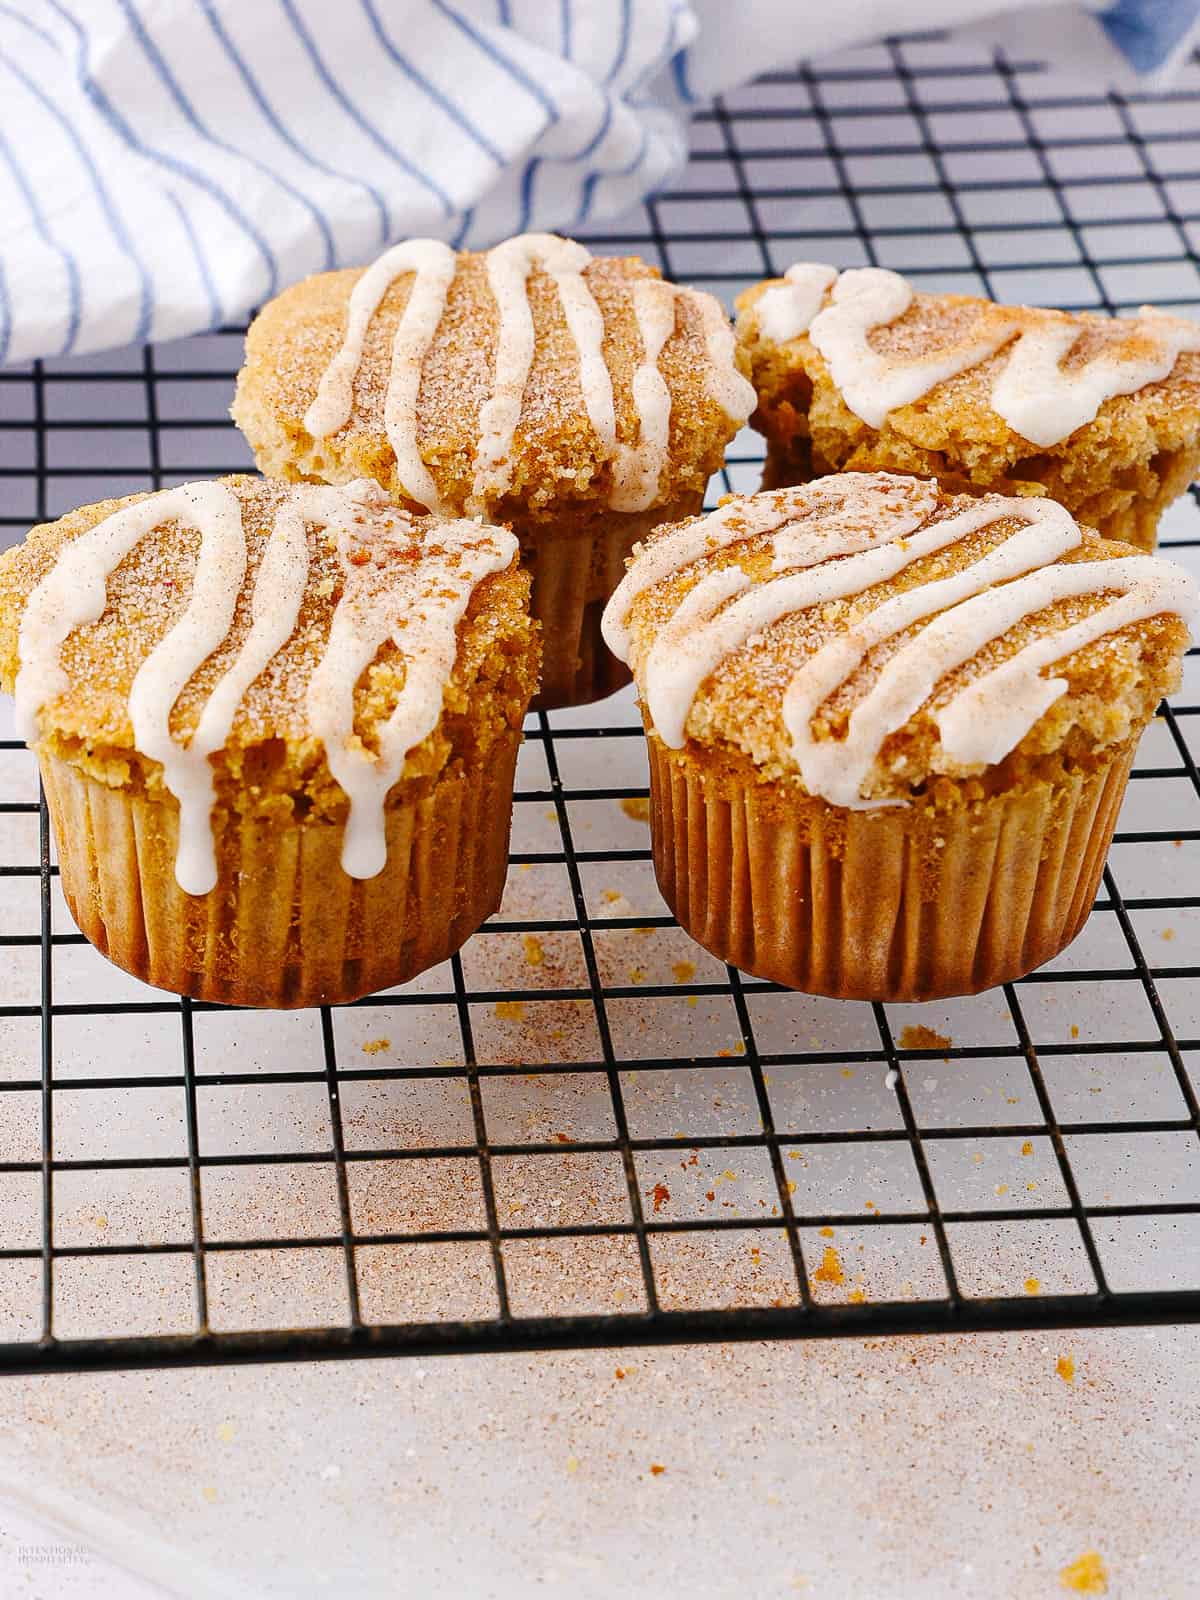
[1056,1352,1075,1384]
[1024,1276,1041,1295]
[672,960,696,983]
[522,933,545,967]
[494,999,525,1021]
[620,795,651,822]
[1058,1550,1107,1594]
[813,1244,846,1285]
[361,1038,391,1056]
[898,1024,952,1053]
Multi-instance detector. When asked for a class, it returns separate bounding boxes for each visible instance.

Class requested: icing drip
[601,473,937,659]
[990,310,1200,449]
[808,268,1014,431]
[601,478,1197,804]
[611,279,677,513]
[780,501,1080,808]
[697,290,758,427]
[307,510,517,878]
[303,239,458,512]
[646,497,1076,751]
[16,480,516,894]
[303,232,755,514]
[761,262,1200,446]
[754,263,838,344]
[16,482,244,748]
[935,558,1199,762]
[469,232,615,514]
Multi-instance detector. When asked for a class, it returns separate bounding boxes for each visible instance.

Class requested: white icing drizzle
[303,232,755,514]
[696,289,758,427]
[611,278,677,513]
[469,232,616,514]
[306,510,517,879]
[990,309,1200,449]
[303,239,458,513]
[601,478,1197,804]
[754,263,838,344]
[935,558,1199,764]
[808,267,1014,431]
[16,480,517,894]
[600,473,938,659]
[762,262,1200,447]
[647,497,1076,751]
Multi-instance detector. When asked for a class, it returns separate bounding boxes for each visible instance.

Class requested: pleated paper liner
[647,732,1138,1002]
[521,491,704,710]
[41,735,521,1009]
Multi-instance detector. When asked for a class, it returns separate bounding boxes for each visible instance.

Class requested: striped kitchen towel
[1,0,1196,365]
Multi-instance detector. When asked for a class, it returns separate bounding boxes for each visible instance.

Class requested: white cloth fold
[0,0,1194,363]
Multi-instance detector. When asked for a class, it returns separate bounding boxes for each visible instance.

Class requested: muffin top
[602,473,1196,803]
[0,476,537,891]
[232,233,756,526]
[736,263,1200,449]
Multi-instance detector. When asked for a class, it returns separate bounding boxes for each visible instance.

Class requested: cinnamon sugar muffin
[232,233,755,707]
[0,476,539,1007]
[735,264,1200,551]
[601,473,1196,1000]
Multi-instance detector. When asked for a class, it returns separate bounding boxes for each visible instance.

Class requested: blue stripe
[670,39,697,105]
[278,0,452,217]
[574,93,614,167]
[359,0,505,169]
[430,0,558,122]
[0,121,81,356]
[451,208,474,249]
[607,0,632,87]
[0,254,11,365]
[199,0,390,247]
[45,0,278,302]
[0,38,155,345]
[165,190,221,331]
[576,119,650,229]
[517,159,537,235]
[496,0,512,22]
[560,0,571,57]
[0,1,56,48]
[118,0,335,272]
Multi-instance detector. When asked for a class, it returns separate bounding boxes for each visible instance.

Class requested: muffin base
[41,740,520,1008]
[520,494,704,710]
[647,734,1137,1002]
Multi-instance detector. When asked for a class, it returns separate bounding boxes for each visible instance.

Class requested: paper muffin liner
[524,492,705,711]
[40,737,521,1008]
[646,733,1138,1002]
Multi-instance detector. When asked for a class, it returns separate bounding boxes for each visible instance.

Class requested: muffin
[232,232,756,708]
[601,473,1196,1001]
[735,263,1200,551]
[0,475,539,1007]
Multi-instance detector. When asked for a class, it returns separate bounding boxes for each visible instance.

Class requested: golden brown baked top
[601,474,1195,802]
[232,233,755,526]
[736,263,1200,454]
[0,476,538,838]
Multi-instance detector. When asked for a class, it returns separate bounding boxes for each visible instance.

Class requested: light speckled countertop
[1,1329,1197,1598]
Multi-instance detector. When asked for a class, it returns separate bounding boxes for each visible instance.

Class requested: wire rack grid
[1,34,1199,1375]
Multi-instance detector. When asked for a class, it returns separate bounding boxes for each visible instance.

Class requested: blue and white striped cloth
[1,0,1196,365]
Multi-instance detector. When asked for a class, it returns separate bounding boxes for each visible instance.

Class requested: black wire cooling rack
[1,35,1200,1375]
